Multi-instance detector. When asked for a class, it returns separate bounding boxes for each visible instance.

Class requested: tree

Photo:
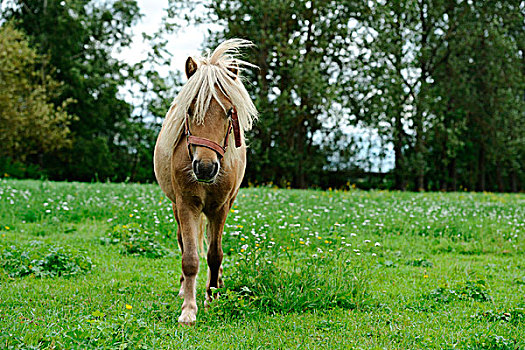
[3,0,143,181]
[351,0,524,191]
[427,0,524,191]
[0,23,75,165]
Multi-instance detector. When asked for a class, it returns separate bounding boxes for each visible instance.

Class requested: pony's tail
[198,213,207,258]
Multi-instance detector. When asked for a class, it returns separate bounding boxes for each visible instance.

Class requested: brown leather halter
[185,107,242,160]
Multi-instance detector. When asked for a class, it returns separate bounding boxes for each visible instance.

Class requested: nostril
[211,162,219,177]
[192,160,200,176]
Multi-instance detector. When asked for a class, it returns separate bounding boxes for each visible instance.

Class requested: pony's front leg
[175,202,201,325]
[205,205,228,306]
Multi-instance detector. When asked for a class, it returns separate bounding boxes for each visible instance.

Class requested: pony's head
[164,39,258,183]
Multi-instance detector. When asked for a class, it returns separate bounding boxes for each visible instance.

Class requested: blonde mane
[162,39,258,165]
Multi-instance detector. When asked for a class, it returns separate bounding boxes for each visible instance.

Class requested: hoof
[178,310,196,325]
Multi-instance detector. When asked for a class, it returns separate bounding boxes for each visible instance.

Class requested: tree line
[1,0,523,191]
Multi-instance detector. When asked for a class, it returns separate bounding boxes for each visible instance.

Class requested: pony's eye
[227,108,233,119]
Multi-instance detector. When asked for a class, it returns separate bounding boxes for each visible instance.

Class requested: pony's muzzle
[192,159,219,182]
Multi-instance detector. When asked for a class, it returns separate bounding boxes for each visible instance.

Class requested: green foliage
[428,280,492,303]
[2,0,170,183]
[209,249,370,319]
[0,242,92,278]
[463,334,517,350]
[101,223,170,258]
[0,157,44,179]
[406,258,433,267]
[472,309,525,325]
[0,23,75,165]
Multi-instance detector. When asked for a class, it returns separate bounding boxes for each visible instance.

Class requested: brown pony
[154,39,258,325]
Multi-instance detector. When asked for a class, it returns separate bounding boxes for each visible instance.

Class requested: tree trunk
[477,146,486,191]
[510,171,518,193]
[393,109,407,190]
[448,157,457,191]
[495,163,504,192]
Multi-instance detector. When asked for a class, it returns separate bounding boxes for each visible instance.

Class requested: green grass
[0,179,524,349]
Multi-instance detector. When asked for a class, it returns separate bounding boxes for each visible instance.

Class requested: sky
[116,0,220,74]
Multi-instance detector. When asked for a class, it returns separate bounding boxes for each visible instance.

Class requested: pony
[153,39,258,325]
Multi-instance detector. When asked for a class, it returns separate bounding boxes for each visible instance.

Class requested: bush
[101,223,169,258]
[0,242,92,278]
[428,280,492,303]
[208,247,370,319]
[472,308,525,325]
[464,334,517,350]
[0,157,45,179]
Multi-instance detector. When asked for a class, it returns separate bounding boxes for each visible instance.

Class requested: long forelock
[163,39,258,164]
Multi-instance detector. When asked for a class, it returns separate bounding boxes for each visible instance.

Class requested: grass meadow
[0,179,524,349]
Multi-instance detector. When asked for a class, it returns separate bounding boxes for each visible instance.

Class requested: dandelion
[126,304,132,310]
[424,275,429,278]
[129,214,133,218]
[5,226,9,230]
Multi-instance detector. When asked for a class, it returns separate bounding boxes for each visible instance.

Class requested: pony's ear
[228,64,238,79]
[185,57,198,79]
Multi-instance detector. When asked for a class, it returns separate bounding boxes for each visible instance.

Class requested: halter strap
[185,109,237,160]
[230,108,242,148]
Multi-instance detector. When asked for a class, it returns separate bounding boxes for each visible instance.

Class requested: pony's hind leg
[175,201,200,325]
[204,205,228,306]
